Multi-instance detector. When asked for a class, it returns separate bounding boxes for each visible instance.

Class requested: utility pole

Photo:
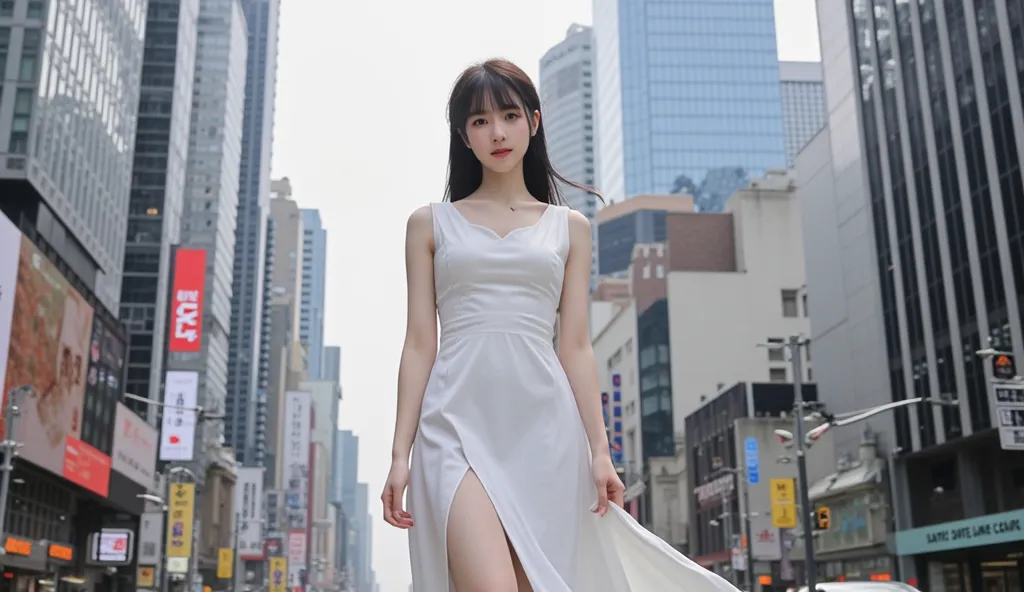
[230,511,240,592]
[0,386,30,542]
[743,484,754,591]
[788,335,817,592]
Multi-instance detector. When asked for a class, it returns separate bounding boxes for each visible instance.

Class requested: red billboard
[168,249,207,352]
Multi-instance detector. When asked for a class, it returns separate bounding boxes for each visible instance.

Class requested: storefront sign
[137,566,156,588]
[895,508,1024,555]
[0,537,47,571]
[63,436,112,497]
[4,536,31,556]
[48,543,74,563]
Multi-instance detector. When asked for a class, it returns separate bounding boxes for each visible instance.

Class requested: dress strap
[429,202,452,250]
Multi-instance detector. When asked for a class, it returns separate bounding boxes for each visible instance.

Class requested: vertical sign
[137,511,164,566]
[601,392,610,428]
[0,212,21,408]
[159,371,198,461]
[991,382,1024,450]
[769,478,797,529]
[236,467,265,559]
[268,557,287,592]
[611,373,623,465]
[217,549,233,579]
[168,248,206,352]
[166,483,196,557]
[283,392,311,590]
[744,437,760,485]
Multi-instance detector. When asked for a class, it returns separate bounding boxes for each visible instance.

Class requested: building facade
[175,0,248,457]
[300,209,327,379]
[813,0,1024,588]
[779,61,826,167]
[121,0,200,421]
[592,0,786,211]
[0,0,146,312]
[227,0,281,466]
[540,23,599,290]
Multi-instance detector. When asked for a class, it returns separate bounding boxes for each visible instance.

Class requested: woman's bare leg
[447,470,518,592]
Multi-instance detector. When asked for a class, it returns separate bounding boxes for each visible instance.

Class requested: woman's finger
[392,486,414,528]
[595,481,609,516]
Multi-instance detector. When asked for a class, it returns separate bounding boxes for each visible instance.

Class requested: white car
[797,583,922,592]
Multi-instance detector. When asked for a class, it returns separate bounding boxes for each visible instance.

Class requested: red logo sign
[168,249,206,352]
[63,436,111,497]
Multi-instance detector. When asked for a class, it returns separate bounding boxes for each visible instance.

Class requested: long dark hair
[443,58,601,205]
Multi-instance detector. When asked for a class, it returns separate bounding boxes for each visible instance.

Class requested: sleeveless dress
[407,202,739,592]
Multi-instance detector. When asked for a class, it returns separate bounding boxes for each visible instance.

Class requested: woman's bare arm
[557,210,610,459]
[390,205,439,464]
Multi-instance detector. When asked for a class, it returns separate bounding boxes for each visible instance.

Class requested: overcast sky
[271,1,822,590]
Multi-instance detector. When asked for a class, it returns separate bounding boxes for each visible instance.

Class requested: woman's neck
[476,161,530,202]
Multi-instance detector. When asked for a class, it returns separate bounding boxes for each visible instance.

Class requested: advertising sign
[744,437,760,485]
[284,391,311,530]
[217,549,233,579]
[136,566,155,588]
[88,529,133,565]
[168,249,206,352]
[990,382,1024,451]
[770,477,797,529]
[611,373,623,465]
[748,515,782,560]
[112,403,158,487]
[286,530,306,590]
[159,371,198,461]
[2,236,94,478]
[63,436,111,496]
[0,213,21,411]
[137,511,164,565]
[84,317,125,440]
[167,483,196,557]
[268,557,287,592]
[236,467,265,559]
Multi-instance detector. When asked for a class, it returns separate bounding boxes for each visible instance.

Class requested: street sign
[744,437,760,485]
[991,381,1024,450]
[770,478,797,528]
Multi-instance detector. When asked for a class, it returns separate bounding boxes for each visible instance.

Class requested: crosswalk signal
[816,506,831,530]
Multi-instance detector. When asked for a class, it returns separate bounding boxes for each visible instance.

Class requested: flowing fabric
[407,202,740,592]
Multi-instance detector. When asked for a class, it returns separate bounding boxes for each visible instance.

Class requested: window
[802,292,809,317]
[781,290,799,317]
[770,368,787,382]
[9,89,33,155]
[767,338,785,361]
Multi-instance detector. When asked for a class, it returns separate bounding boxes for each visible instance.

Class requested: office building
[0,0,146,312]
[324,345,341,384]
[121,0,200,421]
[227,0,281,466]
[354,482,372,592]
[174,0,248,460]
[592,0,786,213]
[301,209,328,379]
[540,23,599,290]
[801,0,1024,588]
[596,194,693,277]
[334,429,359,581]
[779,61,826,167]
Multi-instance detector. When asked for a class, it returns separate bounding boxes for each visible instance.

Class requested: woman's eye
[471,118,486,126]
[506,113,519,120]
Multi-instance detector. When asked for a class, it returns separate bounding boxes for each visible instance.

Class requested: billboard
[0,213,21,407]
[235,467,265,559]
[168,248,206,353]
[159,371,198,461]
[269,557,287,592]
[84,316,126,438]
[283,392,310,590]
[2,235,97,479]
[112,403,158,487]
[167,483,196,557]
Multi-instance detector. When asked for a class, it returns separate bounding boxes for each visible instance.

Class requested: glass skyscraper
[593,0,787,212]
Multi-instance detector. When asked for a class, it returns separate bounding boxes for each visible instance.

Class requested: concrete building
[0,0,146,312]
[596,194,694,279]
[121,0,200,421]
[227,0,282,466]
[779,61,826,167]
[540,23,599,290]
[303,379,341,589]
[301,209,328,379]
[266,178,307,487]
[174,0,248,458]
[592,0,786,211]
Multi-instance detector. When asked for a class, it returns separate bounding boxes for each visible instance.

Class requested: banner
[268,557,287,592]
[235,466,265,559]
[217,548,233,579]
[159,371,198,461]
[166,483,196,557]
[0,213,21,414]
[112,403,158,487]
[283,392,311,531]
[168,248,206,352]
[137,511,164,565]
[286,530,306,590]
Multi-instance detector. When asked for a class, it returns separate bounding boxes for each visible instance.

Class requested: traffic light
[815,506,831,530]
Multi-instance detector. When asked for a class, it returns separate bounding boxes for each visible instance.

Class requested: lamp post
[710,466,755,591]
[137,493,170,592]
[0,385,33,545]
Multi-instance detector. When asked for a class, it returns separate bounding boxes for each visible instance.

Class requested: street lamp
[0,385,34,548]
[709,466,757,591]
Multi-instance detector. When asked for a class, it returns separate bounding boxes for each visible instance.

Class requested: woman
[382,58,738,592]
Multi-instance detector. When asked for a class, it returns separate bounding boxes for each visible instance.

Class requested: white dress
[408,202,739,592]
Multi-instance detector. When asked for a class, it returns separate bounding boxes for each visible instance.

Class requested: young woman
[382,58,738,592]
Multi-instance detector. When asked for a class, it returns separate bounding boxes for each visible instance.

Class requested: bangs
[451,68,526,126]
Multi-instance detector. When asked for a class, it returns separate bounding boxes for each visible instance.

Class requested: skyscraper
[335,430,359,581]
[0,0,147,313]
[175,0,248,455]
[779,61,826,167]
[323,346,341,385]
[300,209,328,379]
[540,24,599,291]
[592,0,786,212]
[121,0,200,420]
[227,0,281,465]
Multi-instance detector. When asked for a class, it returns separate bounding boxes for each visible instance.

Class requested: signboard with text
[168,248,206,352]
[159,371,198,461]
[236,467,265,559]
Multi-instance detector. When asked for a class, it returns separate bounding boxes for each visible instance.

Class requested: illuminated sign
[48,543,73,562]
[4,537,30,556]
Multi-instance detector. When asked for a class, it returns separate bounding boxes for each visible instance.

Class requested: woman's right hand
[381,459,414,529]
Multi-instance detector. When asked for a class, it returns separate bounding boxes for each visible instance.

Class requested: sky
[271,1,821,590]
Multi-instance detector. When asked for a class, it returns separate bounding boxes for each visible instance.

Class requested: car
[797,582,922,592]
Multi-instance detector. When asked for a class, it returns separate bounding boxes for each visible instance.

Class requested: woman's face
[462,94,540,174]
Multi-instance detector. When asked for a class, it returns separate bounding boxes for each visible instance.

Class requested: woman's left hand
[592,453,625,517]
